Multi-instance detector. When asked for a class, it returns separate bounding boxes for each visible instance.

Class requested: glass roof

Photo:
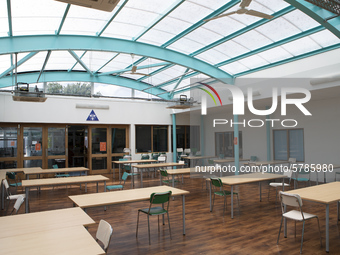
[0,0,340,100]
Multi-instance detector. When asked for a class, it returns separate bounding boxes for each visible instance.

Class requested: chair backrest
[121,172,129,182]
[210,177,223,188]
[96,219,113,253]
[160,169,168,178]
[6,172,16,180]
[150,191,172,204]
[177,148,183,153]
[178,160,185,164]
[250,156,257,162]
[119,158,128,162]
[280,192,302,207]
[184,148,190,155]
[52,164,58,169]
[12,195,25,215]
[123,155,132,160]
[158,156,166,162]
[152,153,159,160]
[2,179,9,190]
[141,154,149,160]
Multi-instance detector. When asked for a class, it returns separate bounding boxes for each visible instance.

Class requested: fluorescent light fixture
[76,103,109,109]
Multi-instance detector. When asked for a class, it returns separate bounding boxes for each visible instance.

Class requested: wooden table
[0,225,105,255]
[213,158,250,164]
[285,182,340,252]
[181,155,213,166]
[0,207,103,254]
[0,207,95,238]
[24,167,89,179]
[112,159,157,181]
[133,162,185,187]
[210,173,287,218]
[159,168,193,187]
[69,185,190,235]
[22,175,109,213]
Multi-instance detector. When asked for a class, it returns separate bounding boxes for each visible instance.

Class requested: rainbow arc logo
[198,82,222,106]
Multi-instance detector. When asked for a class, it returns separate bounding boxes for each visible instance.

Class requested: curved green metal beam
[0,35,234,84]
[285,0,340,39]
[0,71,171,100]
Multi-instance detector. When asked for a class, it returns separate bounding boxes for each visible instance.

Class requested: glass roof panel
[209,40,250,59]
[168,1,212,24]
[187,0,227,10]
[114,7,159,29]
[101,22,144,40]
[152,16,192,37]
[0,54,11,75]
[126,0,176,14]
[16,51,47,73]
[138,29,175,46]
[283,9,320,31]
[61,5,112,36]
[45,51,77,70]
[309,30,340,47]
[282,36,322,56]
[256,0,290,12]
[232,30,273,50]
[181,27,224,47]
[196,49,230,65]
[257,47,293,63]
[168,38,206,54]
[255,17,302,42]
[238,54,270,69]
[201,16,245,38]
[94,83,131,97]
[220,62,250,75]
[0,1,9,37]
[11,0,65,36]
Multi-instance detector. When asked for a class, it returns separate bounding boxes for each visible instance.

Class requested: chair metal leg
[167,212,172,240]
[158,215,160,232]
[316,217,322,247]
[277,216,284,244]
[147,215,151,245]
[300,221,305,254]
[136,211,140,237]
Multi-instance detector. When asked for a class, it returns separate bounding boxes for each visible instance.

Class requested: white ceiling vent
[55,0,119,12]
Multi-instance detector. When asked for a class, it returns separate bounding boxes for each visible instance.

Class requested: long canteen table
[133,162,185,187]
[22,175,109,213]
[285,182,340,253]
[159,168,193,187]
[211,172,288,218]
[24,166,89,179]
[69,185,190,235]
[0,207,103,255]
[112,159,157,181]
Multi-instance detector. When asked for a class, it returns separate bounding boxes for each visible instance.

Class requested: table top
[0,167,42,173]
[112,159,157,164]
[24,167,89,175]
[214,158,250,163]
[181,156,213,160]
[69,185,190,208]
[244,160,290,166]
[0,207,95,239]
[0,225,105,255]
[218,172,287,185]
[22,175,108,187]
[133,162,185,169]
[164,168,193,175]
[285,182,340,204]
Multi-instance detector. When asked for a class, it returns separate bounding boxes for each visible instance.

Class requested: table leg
[182,195,186,235]
[119,164,122,181]
[85,183,87,193]
[284,204,287,238]
[231,185,234,219]
[326,204,329,252]
[104,180,106,192]
[160,172,162,185]
[140,168,143,188]
[172,175,175,187]
[25,187,29,213]
[1,181,4,210]
[209,181,212,212]
[338,201,339,221]
[96,182,98,193]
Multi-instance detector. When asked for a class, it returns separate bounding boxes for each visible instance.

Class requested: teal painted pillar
[233,114,239,175]
[172,114,177,163]
[266,106,272,161]
[200,115,205,156]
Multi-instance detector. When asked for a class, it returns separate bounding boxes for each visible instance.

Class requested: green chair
[141,154,150,160]
[6,172,22,193]
[136,191,172,245]
[250,156,257,162]
[292,168,311,189]
[160,169,178,186]
[210,177,239,216]
[53,164,70,178]
[151,153,160,160]
[106,172,129,191]
[119,158,138,188]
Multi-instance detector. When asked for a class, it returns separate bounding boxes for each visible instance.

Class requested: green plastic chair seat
[106,184,123,191]
[214,190,237,196]
[9,182,22,187]
[294,177,309,181]
[162,179,179,184]
[139,206,167,215]
[55,174,70,178]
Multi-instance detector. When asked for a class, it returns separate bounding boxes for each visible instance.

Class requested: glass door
[90,127,108,173]
[46,126,67,169]
[23,126,43,168]
[68,126,88,168]
[0,125,19,169]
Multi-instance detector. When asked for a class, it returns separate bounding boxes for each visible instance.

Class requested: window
[0,127,17,158]
[136,125,168,153]
[215,132,242,158]
[171,125,200,151]
[273,129,304,161]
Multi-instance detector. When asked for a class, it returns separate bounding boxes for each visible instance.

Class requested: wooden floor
[3,173,340,254]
